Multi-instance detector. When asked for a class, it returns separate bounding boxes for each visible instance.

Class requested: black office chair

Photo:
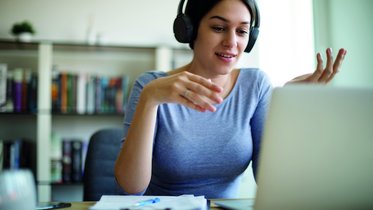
[83,128,124,201]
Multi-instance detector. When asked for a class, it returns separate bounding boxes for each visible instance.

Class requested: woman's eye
[237,29,249,36]
[212,26,225,32]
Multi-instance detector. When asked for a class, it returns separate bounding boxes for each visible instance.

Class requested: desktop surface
[57,199,248,210]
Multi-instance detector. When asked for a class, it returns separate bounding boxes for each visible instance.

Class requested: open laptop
[215,85,373,210]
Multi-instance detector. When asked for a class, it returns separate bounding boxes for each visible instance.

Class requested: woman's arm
[114,86,159,194]
[114,71,223,194]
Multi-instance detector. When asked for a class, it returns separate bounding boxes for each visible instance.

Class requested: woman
[115,0,347,198]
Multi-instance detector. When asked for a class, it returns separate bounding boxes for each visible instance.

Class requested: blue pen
[134,197,160,207]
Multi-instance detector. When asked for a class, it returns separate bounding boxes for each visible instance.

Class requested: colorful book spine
[1,139,35,172]
[62,140,72,183]
[71,140,83,182]
[77,73,87,114]
[0,64,7,106]
[28,72,37,113]
[51,71,129,114]
[60,72,68,113]
[12,68,23,113]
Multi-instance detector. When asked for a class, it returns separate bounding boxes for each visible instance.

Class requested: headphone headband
[173,0,260,53]
[177,0,186,16]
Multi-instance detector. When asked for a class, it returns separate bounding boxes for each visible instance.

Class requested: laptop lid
[254,85,373,210]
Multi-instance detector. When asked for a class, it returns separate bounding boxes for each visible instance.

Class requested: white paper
[89,195,207,210]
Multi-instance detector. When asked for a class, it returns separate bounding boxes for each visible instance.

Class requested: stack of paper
[90,195,207,210]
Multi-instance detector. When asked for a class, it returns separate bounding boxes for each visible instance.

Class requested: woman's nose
[222,30,237,48]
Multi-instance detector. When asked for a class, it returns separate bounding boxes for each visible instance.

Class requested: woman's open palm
[287,48,347,84]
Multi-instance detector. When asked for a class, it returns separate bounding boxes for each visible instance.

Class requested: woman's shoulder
[239,68,267,78]
[135,70,168,86]
[239,68,271,84]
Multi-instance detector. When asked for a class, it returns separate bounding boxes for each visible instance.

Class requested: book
[1,139,36,172]
[4,71,14,112]
[62,140,72,183]
[21,69,32,113]
[86,75,95,114]
[60,72,68,113]
[28,72,37,113]
[51,159,62,183]
[0,64,7,106]
[71,140,83,182]
[94,76,102,113]
[68,73,77,113]
[51,67,61,113]
[61,139,83,183]
[76,73,87,114]
[13,68,23,113]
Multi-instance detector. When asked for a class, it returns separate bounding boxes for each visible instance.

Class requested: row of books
[51,134,88,183]
[0,64,38,113]
[0,138,36,174]
[0,135,86,184]
[52,70,130,114]
[0,63,131,114]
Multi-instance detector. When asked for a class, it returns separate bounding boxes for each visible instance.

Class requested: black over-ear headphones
[173,0,260,53]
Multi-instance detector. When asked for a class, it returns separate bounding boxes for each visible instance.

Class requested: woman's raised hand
[286,48,347,84]
[142,71,223,112]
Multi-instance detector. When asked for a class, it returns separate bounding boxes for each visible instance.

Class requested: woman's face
[192,0,251,75]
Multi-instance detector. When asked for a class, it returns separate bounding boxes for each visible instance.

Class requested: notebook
[215,85,373,210]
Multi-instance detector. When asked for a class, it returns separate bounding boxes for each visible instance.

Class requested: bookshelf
[0,39,192,202]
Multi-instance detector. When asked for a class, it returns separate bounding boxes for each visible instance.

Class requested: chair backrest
[83,128,123,201]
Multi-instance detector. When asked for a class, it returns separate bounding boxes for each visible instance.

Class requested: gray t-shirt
[123,68,272,198]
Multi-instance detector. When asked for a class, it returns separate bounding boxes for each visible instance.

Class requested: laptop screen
[254,85,373,210]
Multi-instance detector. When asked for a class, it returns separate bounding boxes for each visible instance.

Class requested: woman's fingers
[326,48,347,83]
[309,48,347,84]
[179,94,208,112]
[285,48,347,85]
[186,72,223,93]
[308,52,324,82]
[184,81,223,104]
[180,89,216,112]
[164,71,222,112]
[318,48,334,82]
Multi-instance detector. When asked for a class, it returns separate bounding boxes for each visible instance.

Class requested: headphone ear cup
[173,14,193,43]
[245,27,259,53]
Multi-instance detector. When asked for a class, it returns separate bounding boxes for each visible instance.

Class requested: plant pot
[17,32,33,42]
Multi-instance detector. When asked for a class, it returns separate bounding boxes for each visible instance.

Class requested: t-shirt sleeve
[122,72,161,144]
[123,78,144,141]
[250,71,272,180]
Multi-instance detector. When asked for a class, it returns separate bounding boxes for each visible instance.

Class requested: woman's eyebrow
[209,15,251,25]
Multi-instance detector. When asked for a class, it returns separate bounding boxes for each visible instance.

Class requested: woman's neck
[183,63,230,85]
[183,63,237,99]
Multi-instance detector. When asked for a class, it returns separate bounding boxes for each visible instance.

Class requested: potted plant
[11,21,36,42]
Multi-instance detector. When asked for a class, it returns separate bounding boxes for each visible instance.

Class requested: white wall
[0,0,181,47]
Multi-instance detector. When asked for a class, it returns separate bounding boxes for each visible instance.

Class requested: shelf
[0,38,161,51]
[0,39,193,202]
[51,112,123,116]
[0,111,37,116]
[51,182,83,186]
[0,39,40,50]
